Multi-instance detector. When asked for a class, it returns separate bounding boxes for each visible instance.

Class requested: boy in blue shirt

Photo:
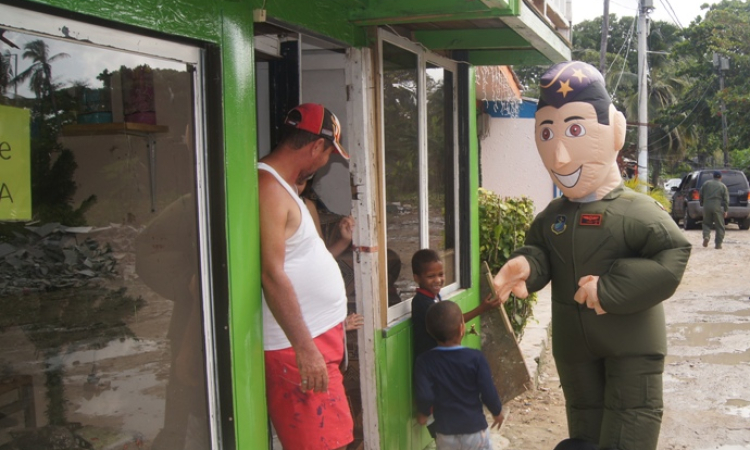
[414,300,504,449]
[411,249,500,360]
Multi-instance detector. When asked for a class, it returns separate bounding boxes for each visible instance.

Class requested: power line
[658,0,684,29]
[648,80,714,148]
[611,0,638,14]
[609,15,637,98]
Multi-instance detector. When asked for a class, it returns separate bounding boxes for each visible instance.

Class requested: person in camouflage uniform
[492,61,692,450]
[699,171,729,249]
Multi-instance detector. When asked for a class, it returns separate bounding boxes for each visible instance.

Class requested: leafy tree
[383,64,419,204]
[573,14,639,76]
[674,0,750,168]
[567,15,693,184]
[0,50,13,95]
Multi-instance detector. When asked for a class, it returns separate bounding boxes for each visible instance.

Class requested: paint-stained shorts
[265,323,353,450]
[436,428,492,450]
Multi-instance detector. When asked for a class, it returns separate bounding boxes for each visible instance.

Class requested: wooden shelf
[60,122,169,212]
[61,122,169,137]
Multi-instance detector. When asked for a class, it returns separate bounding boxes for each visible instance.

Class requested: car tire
[740,216,750,230]
[684,209,698,230]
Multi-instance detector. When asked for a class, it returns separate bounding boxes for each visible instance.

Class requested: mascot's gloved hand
[574,275,606,315]
[492,257,531,302]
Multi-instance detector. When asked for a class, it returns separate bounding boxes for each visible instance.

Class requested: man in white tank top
[258,103,353,450]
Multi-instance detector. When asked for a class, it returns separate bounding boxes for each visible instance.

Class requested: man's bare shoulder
[258,169,289,198]
[258,169,296,217]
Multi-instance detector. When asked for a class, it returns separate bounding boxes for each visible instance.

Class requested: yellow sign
[0,105,32,221]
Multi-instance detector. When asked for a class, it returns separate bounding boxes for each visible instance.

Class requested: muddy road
[497,225,750,450]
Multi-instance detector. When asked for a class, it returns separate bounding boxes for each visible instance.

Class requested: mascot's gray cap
[538,61,612,123]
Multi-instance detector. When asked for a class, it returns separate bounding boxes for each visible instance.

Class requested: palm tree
[620,62,695,185]
[0,50,13,95]
[13,39,69,111]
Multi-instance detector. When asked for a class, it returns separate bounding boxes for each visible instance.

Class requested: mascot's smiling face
[535,61,626,200]
[535,102,624,199]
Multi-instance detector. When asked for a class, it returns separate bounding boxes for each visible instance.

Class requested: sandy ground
[493,224,750,450]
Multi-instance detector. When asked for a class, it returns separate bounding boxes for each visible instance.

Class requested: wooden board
[480,262,532,403]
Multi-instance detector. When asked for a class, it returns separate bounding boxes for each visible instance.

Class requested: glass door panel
[0,25,209,450]
[426,64,456,286]
[382,41,420,307]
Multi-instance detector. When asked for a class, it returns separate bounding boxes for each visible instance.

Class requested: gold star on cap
[557,80,574,98]
[571,68,587,83]
[538,61,608,108]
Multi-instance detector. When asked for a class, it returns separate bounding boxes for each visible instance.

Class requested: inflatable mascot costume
[492,61,692,450]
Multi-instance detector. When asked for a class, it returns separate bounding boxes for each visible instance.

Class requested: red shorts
[265,323,353,450]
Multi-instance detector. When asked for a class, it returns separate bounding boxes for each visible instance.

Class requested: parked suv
[670,169,750,230]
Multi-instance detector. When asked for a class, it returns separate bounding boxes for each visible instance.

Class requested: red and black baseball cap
[284,103,349,160]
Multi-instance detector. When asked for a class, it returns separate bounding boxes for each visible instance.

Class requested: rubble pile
[0,222,139,295]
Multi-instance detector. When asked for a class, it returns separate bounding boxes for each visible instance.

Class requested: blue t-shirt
[414,346,503,435]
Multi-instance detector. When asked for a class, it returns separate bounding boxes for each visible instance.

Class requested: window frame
[377,29,461,324]
[0,4,225,448]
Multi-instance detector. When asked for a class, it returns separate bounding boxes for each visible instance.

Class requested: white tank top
[259,162,347,350]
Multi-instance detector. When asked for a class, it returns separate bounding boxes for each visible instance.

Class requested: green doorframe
[219,6,266,450]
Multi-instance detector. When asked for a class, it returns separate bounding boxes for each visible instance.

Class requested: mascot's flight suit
[492,61,691,450]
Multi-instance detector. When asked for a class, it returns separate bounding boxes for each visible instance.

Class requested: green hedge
[478,188,537,337]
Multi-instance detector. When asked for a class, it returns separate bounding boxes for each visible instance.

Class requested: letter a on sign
[0,105,31,221]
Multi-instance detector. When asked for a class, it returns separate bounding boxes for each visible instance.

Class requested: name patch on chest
[579,214,603,226]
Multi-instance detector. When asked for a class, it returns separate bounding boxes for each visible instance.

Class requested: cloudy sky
[572,0,719,27]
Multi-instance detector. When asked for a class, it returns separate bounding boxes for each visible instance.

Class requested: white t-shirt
[259,162,347,350]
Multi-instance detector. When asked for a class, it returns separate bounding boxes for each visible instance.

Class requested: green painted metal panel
[377,322,432,449]
[218,6,267,450]
[382,314,412,338]
[258,0,367,47]
[350,0,519,25]
[468,66,482,323]
[28,0,370,48]
[414,28,528,51]
[469,49,554,66]
[27,0,221,43]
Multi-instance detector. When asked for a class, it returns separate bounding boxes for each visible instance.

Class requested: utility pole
[713,53,730,167]
[600,0,610,75]
[637,0,653,192]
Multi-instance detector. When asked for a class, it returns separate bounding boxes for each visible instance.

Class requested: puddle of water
[698,308,750,317]
[697,446,750,450]
[57,338,168,439]
[667,348,750,365]
[668,322,750,348]
[725,398,750,419]
[59,337,163,368]
[72,364,165,437]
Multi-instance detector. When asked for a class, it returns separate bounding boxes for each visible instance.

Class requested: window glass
[382,41,419,306]
[0,26,209,450]
[380,35,459,319]
[426,64,456,286]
